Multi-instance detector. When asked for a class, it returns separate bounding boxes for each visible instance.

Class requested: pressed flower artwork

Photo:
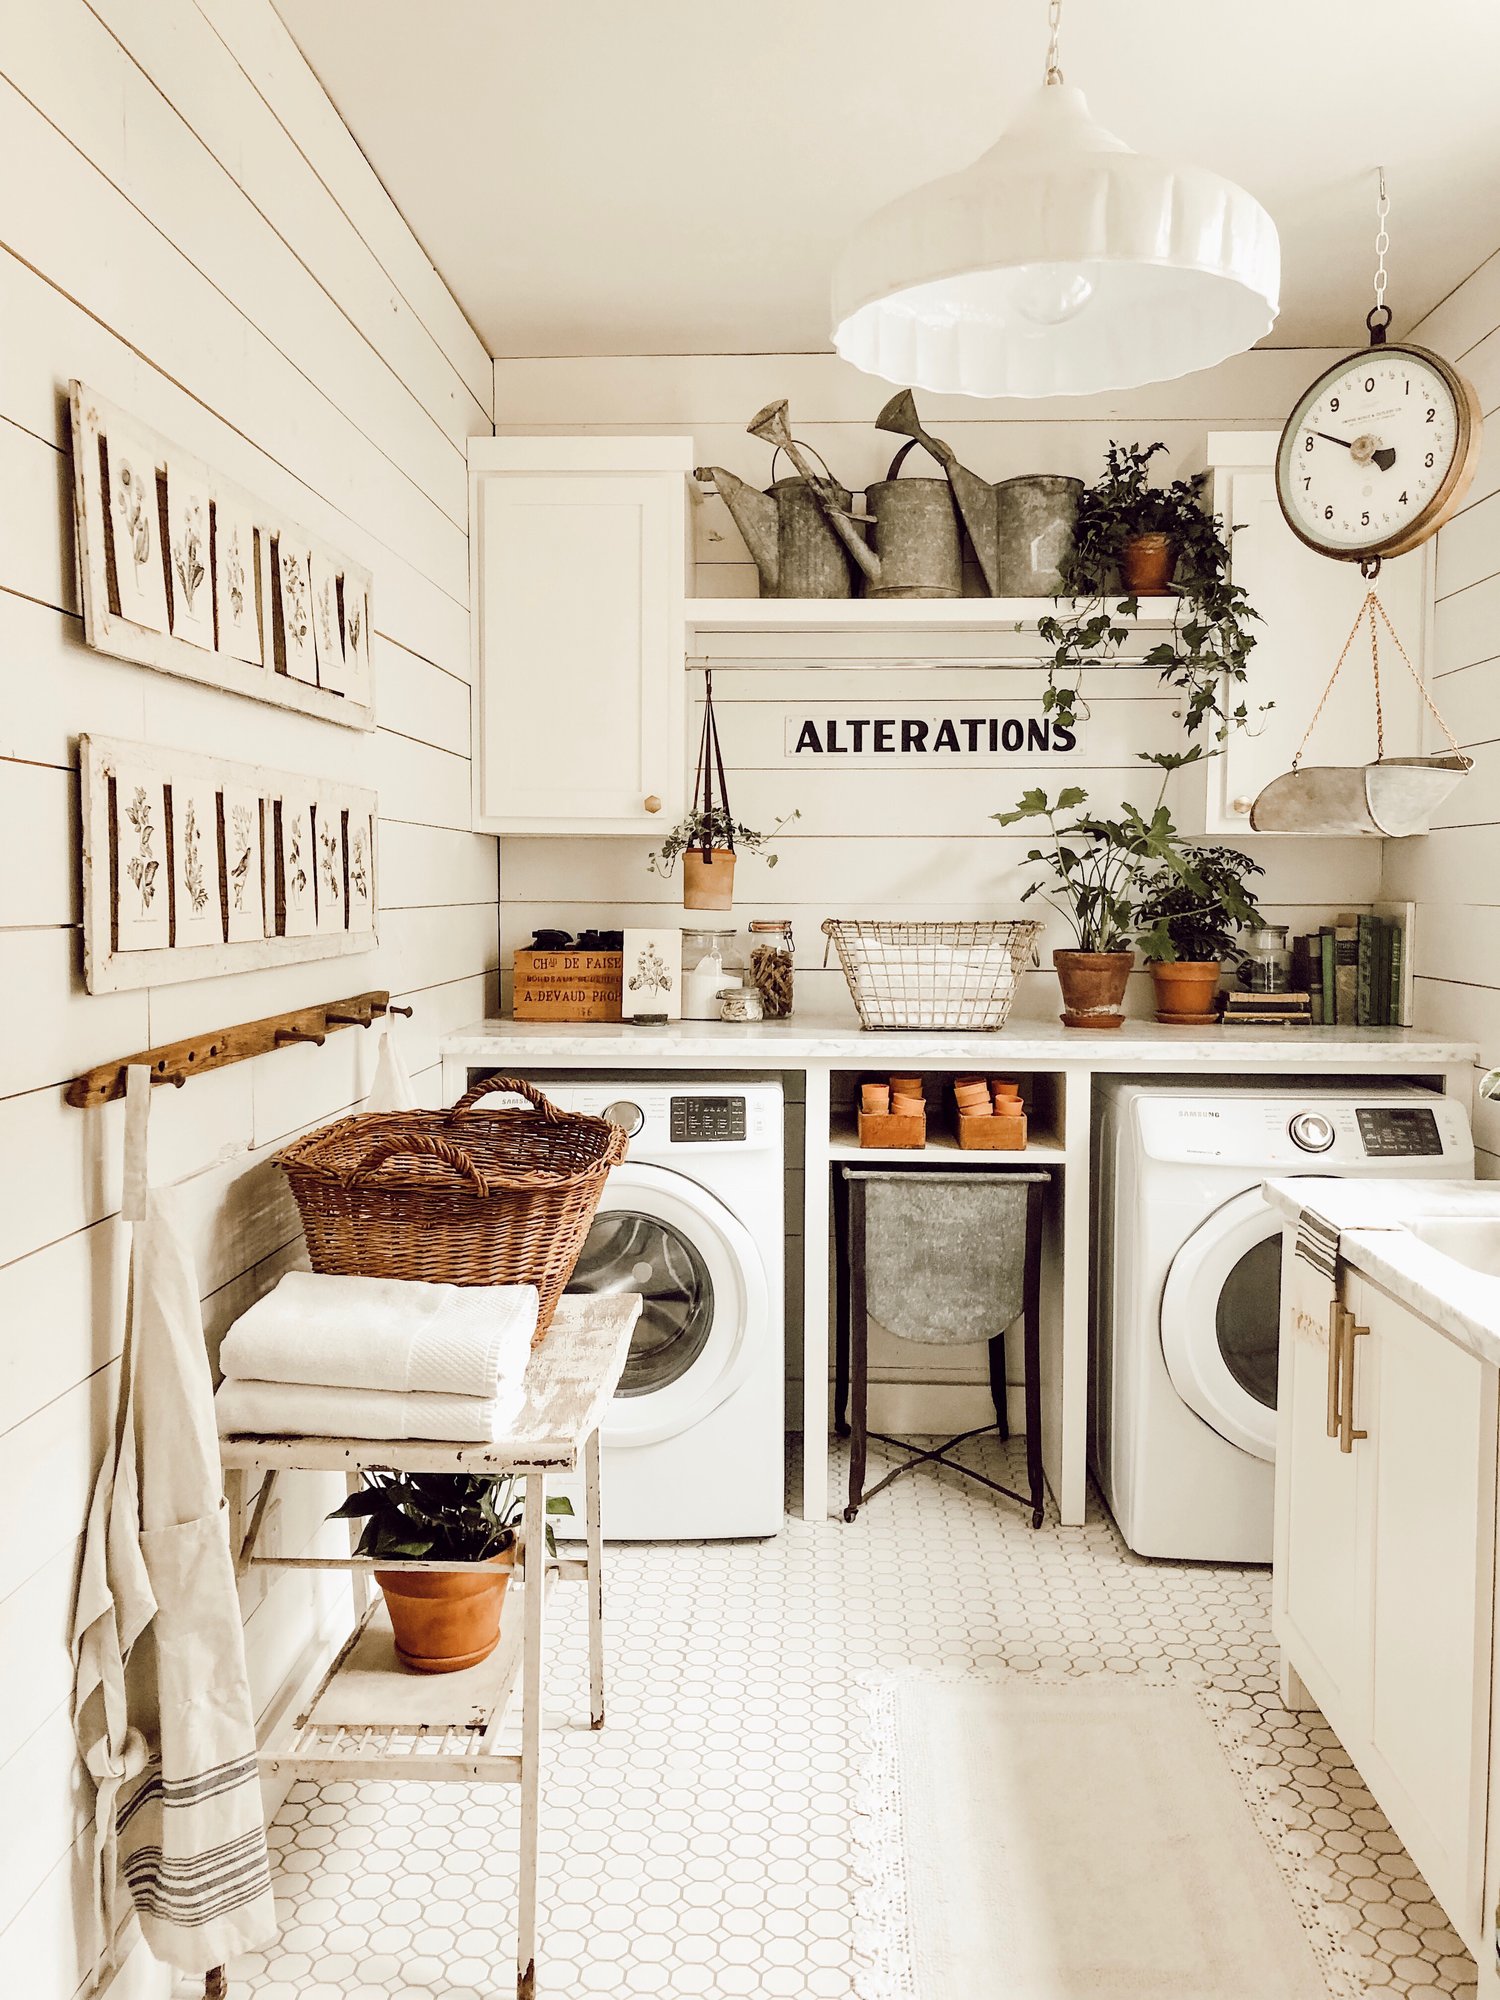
[214,497,262,665]
[166,462,214,648]
[310,555,347,693]
[106,428,169,634]
[341,579,371,700]
[113,768,170,950]
[622,928,682,1020]
[277,540,317,685]
[222,786,265,941]
[314,801,346,933]
[347,813,375,933]
[171,779,222,946]
[280,794,316,937]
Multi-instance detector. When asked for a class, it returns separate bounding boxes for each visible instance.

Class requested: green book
[1389,920,1404,1027]
[1356,915,1374,1027]
[1303,932,1324,1025]
[1334,914,1358,1026]
[1320,928,1336,1025]
[1378,918,1393,1026]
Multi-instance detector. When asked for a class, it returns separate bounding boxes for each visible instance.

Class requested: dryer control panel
[670,1095,746,1144]
[1356,1104,1444,1157]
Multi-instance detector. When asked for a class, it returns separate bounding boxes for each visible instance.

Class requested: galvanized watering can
[875,391,1082,596]
[694,410,862,599]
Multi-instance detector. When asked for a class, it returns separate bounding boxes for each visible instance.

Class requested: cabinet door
[473,469,685,834]
[1272,1240,1370,1724]
[1199,467,1432,835]
[1357,1274,1498,1951]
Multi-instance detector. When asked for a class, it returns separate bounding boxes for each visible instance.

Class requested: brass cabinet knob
[644,794,662,814]
[1231,795,1253,815]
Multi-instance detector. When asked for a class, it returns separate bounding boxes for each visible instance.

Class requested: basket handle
[448,1074,565,1122]
[345,1134,492,1193]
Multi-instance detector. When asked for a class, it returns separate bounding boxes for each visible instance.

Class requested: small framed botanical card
[346,811,375,933]
[622,928,682,1021]
[112,768,170,951]
[221,785,264,943]
[170,777,222,947]
[214,497,262,665]
[106,427,169,635]
[165,460,214,649]
[310,554,346,692]
[279,793,316,937]
[341,578,371,700]
[314,799,346,933]
[276,540,317,685]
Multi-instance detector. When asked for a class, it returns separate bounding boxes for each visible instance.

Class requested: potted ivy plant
[1135,844,1267,1024]
[647,805,799,911]
[994,786,1208,1029]
[330,1471,545,1675]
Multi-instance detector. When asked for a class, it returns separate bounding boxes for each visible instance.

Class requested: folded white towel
[214,1374,527,1443]
[217,1271,538,1397]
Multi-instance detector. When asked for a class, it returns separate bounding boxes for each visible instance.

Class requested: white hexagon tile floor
[221,1437,1477,1999]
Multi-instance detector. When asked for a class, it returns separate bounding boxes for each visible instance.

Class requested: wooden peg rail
[65,990,412,1108]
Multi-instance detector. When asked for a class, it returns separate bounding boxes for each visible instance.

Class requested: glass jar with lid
[681,927,744,1019]
[1237,922,1293,994]
[748,919,795,1019]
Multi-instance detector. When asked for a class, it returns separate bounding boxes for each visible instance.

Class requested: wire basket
[277,1076,626,1336]
[822,919,1042,1032]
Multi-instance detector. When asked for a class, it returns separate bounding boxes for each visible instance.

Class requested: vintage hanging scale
[1252,172,1479,834]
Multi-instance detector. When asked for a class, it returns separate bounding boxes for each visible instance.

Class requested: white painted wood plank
[0,1705,91,1942]
[0,932,149,1103]
[0,760,78,928]
[1412,251,1500,365]
[1432,572,1500,680]
[0,1363,120,1606]
[1410,977,1500,1064]
[1435,488,1500,601]
[0,591,146,768]
[0,1541,81,1765]
[378,820,497,911]
[372,637,472,750]
[0,1219,128,1443]
[0,1824,101,2000]
[0,420,72,615]
[193,0,493,415]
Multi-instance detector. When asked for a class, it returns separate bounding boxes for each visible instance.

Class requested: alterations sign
[784,708,1081,761]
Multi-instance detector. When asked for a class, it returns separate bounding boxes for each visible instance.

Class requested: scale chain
[1292,589,1464,770]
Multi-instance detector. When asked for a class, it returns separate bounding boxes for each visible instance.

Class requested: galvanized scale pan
[1250,589,1471,836]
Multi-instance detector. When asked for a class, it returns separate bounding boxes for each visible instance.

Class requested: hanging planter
[646,671,798,910]
[1250,591,1472,836]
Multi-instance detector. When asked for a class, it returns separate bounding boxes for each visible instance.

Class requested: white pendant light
[830,1,1280,399]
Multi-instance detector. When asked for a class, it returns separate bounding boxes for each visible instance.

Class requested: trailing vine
[1037,442,1265,788]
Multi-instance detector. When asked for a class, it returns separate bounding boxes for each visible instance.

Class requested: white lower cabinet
[1275,1244,1499,1957]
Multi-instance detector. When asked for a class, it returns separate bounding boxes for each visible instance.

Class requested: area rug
[853,1672,1363,1999]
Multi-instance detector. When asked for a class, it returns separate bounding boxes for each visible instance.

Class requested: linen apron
[72,1067,277,1977]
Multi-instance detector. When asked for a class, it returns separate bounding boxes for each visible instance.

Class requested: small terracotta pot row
[861,1076,925,1117]
[953,1075,1024,1121]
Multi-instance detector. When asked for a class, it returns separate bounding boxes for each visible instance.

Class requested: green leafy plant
[1038,441,1264,776]
[993,786,1209,955]
[647,805,799,880]
[329,1470,554,1563]
[1134,843,1267,965]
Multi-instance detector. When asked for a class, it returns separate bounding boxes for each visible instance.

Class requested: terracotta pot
[1119,532,1178,595]
[1053,949,1133,1030]
[376,1557,510,1674]
[1151,959,1223,1025]
[683,848,736,911]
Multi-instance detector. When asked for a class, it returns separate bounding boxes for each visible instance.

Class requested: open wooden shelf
[827,1118,1065,1164]
[684,596,1175,631]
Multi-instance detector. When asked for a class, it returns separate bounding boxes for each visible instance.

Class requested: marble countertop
[443,1015,1478,1070]
[1263,1177,1500,1232]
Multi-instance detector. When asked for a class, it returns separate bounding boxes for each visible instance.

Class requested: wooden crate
[955,1112,1029,1151]
[512,948,623,1022]
[858,1109,926,1150]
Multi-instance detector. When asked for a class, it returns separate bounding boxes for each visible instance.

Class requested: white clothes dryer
[1092,1082,1473,1563]
[534,1081,784,1541]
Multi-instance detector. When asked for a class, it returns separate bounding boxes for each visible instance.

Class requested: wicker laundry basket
[277,1076,626,1335]
[822,918,1042,1031]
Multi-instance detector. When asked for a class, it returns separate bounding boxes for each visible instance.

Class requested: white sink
[1405,1216,1500,1282]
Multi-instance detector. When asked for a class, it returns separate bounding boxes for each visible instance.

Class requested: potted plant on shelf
[994,785,1209,1029]
[647,803,799,911]
[1135,844,1267,1024]
[329,1470,546,1675]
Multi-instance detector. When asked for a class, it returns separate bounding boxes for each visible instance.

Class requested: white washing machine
[1092,1082,1473,1564]
[536,1081,784,1541]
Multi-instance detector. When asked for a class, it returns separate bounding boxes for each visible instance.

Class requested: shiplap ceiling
[275,0,1500,361]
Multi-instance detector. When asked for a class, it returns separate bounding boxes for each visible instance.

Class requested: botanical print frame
[621,928,683,1021]
[314,799,346,934]
[70,382,375,731]
[310,554,345,692]
[278,793,317,938]
[165,458,214,649]
[80,734,378,994]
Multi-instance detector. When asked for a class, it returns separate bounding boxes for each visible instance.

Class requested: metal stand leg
[833,1167,851,1437]
[1023,1187,1046,1529]
[517,1473,547,2000]
[845,1177,869,1522]
[346,1471,371,1619]
[987,1328,1011,1442]
[585,1428,605,1730]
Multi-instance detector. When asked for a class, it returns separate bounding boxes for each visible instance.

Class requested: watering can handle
[883,437,945,481]
[770,440,839,489]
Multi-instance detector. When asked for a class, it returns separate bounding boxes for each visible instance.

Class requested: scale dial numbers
[1275,342,1480,562]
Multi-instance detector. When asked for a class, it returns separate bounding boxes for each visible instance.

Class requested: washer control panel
[670,1095,746,1144]
[1356,1104,1444,1158]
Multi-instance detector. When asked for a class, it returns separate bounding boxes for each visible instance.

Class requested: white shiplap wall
[491,350,1385,1020]
[0,6,495,1991]
[1385,252,1500,1172]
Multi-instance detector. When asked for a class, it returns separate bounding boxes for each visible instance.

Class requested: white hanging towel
[218,1270,539,1396]
[215,1373,527,1443]
[366,1013,415,1111]
[72,1068,277,1978]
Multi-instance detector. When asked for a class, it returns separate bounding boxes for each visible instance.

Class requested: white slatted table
[215,1292,641,2000]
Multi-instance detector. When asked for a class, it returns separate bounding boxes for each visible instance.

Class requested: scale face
[1275,340,1480,563]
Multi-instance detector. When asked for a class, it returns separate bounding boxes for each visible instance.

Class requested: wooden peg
[325,1007,375,1028]
[275,1026,326,1048]
[384,1002,414,1018]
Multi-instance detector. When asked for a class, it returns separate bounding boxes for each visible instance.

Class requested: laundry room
[8,3,1500,1997]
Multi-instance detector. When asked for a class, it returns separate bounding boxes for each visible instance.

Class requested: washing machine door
[563,1160,769,1448]
[1159,1186,1281,1461]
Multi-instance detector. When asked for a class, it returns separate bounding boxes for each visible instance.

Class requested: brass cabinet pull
[1326,1298,1343,1439]
[644,794,662,814]
[1339,1310,1370,1454]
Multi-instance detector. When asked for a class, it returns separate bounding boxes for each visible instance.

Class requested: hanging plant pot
[683,847,736,911]
[1150,960,1223,1025]
[375,1559,510,1674]
[1054,949,1133,1029]
[1119,532,1177,595]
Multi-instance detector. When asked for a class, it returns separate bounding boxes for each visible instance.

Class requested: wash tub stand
[214,1291,642,2000]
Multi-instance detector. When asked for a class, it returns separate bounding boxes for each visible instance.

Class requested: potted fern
[1135,845,1267,1024]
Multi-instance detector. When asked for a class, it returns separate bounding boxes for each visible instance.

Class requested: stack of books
[1291,913,1407,1027]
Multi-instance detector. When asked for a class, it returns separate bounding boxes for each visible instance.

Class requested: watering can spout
[695,464,780,595]
[877,388,1005,595]
[745,400,880,587]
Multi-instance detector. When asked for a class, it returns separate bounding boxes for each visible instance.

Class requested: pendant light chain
[1044,0,1064,85]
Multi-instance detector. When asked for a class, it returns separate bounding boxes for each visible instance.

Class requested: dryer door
[1159,1186,1281,1461]
[563,1160,770,1448]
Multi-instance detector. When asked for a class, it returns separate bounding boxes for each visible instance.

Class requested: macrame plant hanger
[692,669,734,860]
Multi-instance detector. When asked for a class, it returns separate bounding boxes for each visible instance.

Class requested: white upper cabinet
[1190,433,1433,836]
[470,437,693,834]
